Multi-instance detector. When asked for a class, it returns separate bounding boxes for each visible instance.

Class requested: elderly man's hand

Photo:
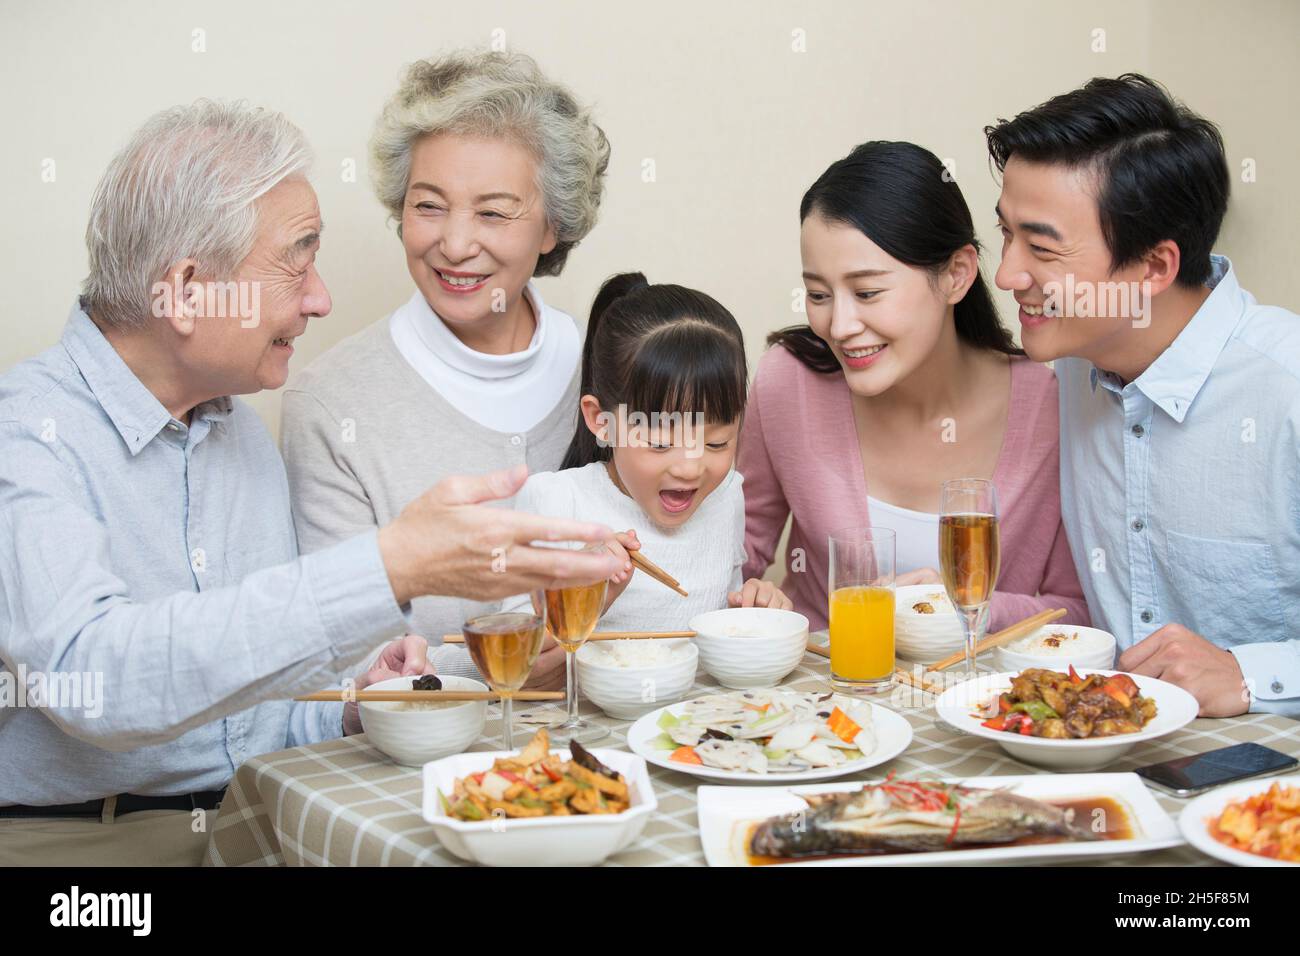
[1117,623,1250,717]
[379,465,621,605]
[342,634,434,736]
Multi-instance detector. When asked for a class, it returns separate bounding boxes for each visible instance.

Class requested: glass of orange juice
[827,527,896,694]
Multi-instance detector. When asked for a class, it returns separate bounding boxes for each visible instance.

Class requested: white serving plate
[934,670,1199,771]
[420,748,655,866]
[1179,773,1300,867]
[698,772,1182,866]
[626,691,913,783]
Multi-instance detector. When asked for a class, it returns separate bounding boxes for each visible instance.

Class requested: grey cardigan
[280,316,580,676]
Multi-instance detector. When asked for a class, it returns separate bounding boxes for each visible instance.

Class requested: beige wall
[2,0,1296,438]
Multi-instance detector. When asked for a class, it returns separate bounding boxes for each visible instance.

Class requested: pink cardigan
[738,345,1089,632]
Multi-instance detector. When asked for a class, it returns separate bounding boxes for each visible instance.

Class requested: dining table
[203,634,1300,867]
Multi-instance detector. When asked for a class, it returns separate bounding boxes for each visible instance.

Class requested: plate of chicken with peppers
[935,668,1199,771]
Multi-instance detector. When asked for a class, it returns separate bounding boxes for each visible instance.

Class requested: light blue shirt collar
[1088,255,1242,423]
[61,301,233,455]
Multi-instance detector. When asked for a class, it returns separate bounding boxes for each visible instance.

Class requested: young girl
[513,272,792,631]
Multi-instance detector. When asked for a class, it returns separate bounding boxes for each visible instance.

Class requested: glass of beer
[827,527,896,694]
[543,542,610,746]
[462,597,547,750]
[939,478,1001,679]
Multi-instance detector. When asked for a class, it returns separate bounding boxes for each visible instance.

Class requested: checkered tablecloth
[204,644,1300,867]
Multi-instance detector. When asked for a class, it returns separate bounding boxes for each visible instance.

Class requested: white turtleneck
[389,281,582,433]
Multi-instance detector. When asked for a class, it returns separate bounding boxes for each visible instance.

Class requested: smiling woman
[739,141,1090,633]
[280,50,610,687]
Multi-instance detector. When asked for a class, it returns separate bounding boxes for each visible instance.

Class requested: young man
[987,74,1299,718]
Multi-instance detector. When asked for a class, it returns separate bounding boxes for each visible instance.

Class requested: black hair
[984,73,1229,288]
[770,140,1021,374]
[561,272,748,470]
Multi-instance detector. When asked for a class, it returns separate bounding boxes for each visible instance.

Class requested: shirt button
[1131,424,1145,437]
[1140,609,1153,624]
[1272,680,1285,694]
[190,547,207,573]
[167,422,182,432]
[510,435,522,446]
[1131,518,1145,532]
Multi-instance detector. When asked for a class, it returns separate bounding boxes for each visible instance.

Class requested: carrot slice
[670,745,703,765]
[826,706,862,743]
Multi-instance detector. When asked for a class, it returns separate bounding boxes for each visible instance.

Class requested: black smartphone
[1136,742,1298,797]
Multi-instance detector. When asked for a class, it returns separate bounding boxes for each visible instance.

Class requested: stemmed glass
[938,478,1001,679]
[462,594,547,750]
[542,542,609,746]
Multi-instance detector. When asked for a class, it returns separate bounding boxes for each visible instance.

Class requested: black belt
[0,789,226,819]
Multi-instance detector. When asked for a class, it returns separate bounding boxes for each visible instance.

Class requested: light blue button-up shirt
[1058,256,1300,717]
[0,304,409,804]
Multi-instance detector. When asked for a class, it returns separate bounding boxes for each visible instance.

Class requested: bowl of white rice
[995,624,1117,673]
[894,585,967,663]
[359,674,487,766]
[576,639,698,720]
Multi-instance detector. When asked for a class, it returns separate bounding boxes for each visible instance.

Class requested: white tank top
[866,495,940,575]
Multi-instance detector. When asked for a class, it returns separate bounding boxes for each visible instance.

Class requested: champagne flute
[462,595,546,750]
[827,526,896,694]
[939,478,1001,679]
[543,542,609,746]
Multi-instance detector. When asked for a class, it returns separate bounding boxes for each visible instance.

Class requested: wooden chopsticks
[927,607,1066,672]
[804,607,1067,693]
[442,630,695,644]
[294,689,565,703]
[803,643,940,693]
[628,550,688,597]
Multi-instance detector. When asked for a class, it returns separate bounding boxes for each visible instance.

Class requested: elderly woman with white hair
[281,50,612,686]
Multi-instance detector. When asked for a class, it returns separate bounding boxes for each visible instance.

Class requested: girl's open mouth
[659,488,697,514]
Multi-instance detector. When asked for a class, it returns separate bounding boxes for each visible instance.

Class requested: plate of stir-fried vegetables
[421,730,658,866]
[936,669,1199,771]
[1181,775,1300,866]
[440,729,633,820]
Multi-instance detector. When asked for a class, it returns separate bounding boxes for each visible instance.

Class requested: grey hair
[370,50,610,277]
[82,99,313,329]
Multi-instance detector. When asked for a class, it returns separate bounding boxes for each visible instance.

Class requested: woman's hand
[728,578,794,610]
[895,567,942,586]
[342,634,433,735]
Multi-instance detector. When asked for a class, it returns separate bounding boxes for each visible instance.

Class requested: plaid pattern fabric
[205,649,1299,867]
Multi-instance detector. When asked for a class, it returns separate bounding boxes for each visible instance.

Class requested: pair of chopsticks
[927,607,1066,672]
[294,689,565,703]
[805,607,1067,693]
[442,630,695,644]
[628,550,688,597]
[802,643,940,694]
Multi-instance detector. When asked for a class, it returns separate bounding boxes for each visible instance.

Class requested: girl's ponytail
[561,272,650,469]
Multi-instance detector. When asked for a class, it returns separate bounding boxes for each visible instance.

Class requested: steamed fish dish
[749,778,1099,858]
[976,667,1156,739]
[649,689,876,774]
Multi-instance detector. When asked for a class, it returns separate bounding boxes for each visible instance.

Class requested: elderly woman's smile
[399,133,557,355]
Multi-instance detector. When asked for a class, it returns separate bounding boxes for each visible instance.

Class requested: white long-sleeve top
[511,462,747,631]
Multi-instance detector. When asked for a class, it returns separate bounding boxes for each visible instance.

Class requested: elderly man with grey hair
[0,100,618,865]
